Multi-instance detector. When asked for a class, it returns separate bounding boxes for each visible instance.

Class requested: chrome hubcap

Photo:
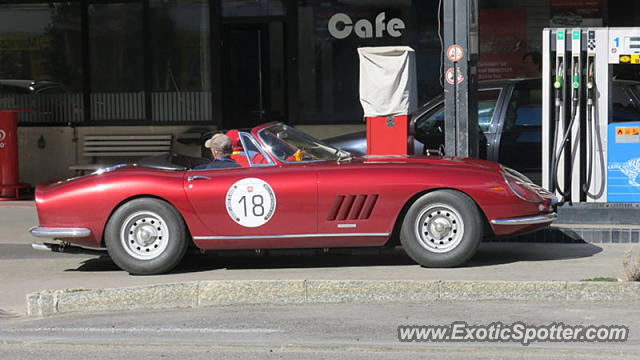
[120,211,169,260]
[415,203,464,253]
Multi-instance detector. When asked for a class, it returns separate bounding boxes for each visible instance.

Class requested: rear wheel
[105,198,188,275]
[400,190,483,267]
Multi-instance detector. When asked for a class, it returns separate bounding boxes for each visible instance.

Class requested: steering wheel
[286,149,314,161]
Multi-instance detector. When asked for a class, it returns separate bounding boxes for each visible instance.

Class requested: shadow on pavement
[63,256,119,272]
[64,241,603,275]
[465,242,603,267]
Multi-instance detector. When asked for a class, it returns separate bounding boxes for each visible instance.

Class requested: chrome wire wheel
[414,203,465,253]
[120,210,170,260]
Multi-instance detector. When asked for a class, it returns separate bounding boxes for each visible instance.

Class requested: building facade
[0,0,637,184]
[1,0,443,130]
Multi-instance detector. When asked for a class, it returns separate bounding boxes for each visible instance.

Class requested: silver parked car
[325,78,640,185]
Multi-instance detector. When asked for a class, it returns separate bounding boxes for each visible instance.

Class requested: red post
[0,110,22,199]
[366,115,414,155]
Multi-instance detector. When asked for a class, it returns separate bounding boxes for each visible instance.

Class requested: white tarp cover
[358,46,418,117]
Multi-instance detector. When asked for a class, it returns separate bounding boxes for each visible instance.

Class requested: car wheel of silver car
[400,190,483,267]
[105,198,188,275]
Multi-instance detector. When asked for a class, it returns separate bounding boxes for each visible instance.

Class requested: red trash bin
[366,115,414,155]
[0,110,29,200]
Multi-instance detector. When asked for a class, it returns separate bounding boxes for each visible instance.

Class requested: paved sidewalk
[1,201,638,317]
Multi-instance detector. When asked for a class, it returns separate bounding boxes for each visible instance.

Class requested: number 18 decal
[226,178,276,227]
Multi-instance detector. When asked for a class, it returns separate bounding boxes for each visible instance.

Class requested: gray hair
[204,133,233,158]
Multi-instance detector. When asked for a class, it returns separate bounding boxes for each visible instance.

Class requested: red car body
[31,122,557,273]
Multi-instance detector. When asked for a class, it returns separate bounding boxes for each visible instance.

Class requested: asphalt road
[0,301,638,359]
[0,201,635,317]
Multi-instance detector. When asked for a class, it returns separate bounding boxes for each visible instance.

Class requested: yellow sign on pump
[620,55,640,64]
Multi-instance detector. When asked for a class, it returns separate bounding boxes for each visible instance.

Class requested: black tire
[105,198,188,275]
[400,190,483,267]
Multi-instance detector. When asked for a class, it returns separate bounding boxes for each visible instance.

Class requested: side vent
[359,194,378,219]
[327,194,378,221]
[327,195,345,221]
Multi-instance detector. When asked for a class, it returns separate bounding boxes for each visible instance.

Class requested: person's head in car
[193,133,240,170]
[205,133,233,160]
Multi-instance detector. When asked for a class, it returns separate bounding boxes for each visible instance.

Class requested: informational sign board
[608,122,640,202]
[478,9,528,80]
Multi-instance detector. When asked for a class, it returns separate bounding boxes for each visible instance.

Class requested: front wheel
[400,190,483,267]
[105,198,188,275]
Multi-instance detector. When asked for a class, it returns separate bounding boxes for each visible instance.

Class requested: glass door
[222,22,285,129]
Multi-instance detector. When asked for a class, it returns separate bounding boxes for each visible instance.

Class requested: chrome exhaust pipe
[32,242,106,255]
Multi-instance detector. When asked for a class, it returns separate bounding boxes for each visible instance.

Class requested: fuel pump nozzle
[586,62,594,93]
[570,60,581,126]
[583,60,596,194]
[554,61,564,104]
[551,57,565,194]
[572,61,581,107]
[554,71,563,90]
[552,53,581,202]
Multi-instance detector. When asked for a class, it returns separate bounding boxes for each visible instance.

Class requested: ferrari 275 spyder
[30,122,557,274]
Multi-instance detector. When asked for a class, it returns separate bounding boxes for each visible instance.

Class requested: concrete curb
[26,280,640,317]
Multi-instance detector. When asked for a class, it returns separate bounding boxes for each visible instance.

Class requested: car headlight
[501,165,542,202]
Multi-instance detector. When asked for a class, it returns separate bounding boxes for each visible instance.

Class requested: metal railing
[1,91,212,124]
[1,93,83,124]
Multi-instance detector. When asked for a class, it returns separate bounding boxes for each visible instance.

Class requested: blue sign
[608,122,640,202]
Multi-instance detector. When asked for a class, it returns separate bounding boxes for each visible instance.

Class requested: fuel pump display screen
[609,28,640,64]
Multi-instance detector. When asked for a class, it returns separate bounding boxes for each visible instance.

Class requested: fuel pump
[544,27,606,203]
[543,27,640,213]
[583,30,597,196]
[548,29,567,197]
[549,29,586,202]
[569,29,582,201]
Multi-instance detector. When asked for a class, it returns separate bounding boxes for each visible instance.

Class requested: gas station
[2,2,640,344]
[541,27,640,230]
[358,4,640,241]
[1,0,640,242]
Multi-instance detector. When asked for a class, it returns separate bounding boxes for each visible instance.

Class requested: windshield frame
[238,131,276,167]
[256,123,344,163]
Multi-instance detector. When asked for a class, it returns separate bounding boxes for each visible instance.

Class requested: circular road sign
[447,45,464,62]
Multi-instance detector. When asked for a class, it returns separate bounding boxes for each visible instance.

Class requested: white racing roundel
[226,178,276,227]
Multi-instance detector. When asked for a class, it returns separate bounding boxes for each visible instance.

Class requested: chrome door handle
[187,175,211,182]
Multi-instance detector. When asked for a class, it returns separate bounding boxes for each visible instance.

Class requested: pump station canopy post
[443,0,480,158]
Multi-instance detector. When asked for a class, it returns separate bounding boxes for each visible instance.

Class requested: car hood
[343,154,502,171]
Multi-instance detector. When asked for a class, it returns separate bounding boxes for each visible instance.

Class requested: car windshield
[416,89,500,134]
[258,123,343,162]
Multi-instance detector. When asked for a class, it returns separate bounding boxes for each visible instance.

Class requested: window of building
[149,0,212,122]
[88,2,145,121]
[222,0,285,17]
[296,0,440,124]
[1,1,215,125]
[0,2,83,124]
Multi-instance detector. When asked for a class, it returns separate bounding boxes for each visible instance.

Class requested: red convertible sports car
[30,122,557,274]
